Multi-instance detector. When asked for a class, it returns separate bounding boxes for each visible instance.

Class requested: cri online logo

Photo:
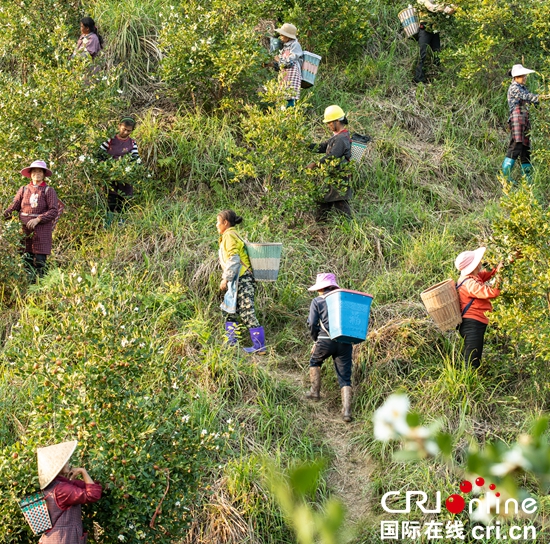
[381,477,538,515]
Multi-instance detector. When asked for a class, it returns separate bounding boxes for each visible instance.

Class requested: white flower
[78,155,86,162]
[77,276,82,283]
[172,382,179,389]
[34,325,40,333]
[117,89,124,94]
[175,501,181,506]
[201,429,207,436]
[181,415,190,423]
[129,524,134,529]
[97,303,107,316]
[139,342,145,348]
[91,265,97,275]
[226,418,233,424]
[125,166,131,173]
[121,338,128,347]
[373,394,411,441]
[134,307,139,312]
[118,536,125,542]
[490,447,532,477]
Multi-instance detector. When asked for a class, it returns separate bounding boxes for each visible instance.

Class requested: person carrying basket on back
[455,247,503,368]
[217,210,266,354]
[413,0,455,84]
[273,23,303,108]
[308,105,353,221]
[501,64,550,182]
[37,440,102,543]
[305,273,353,423]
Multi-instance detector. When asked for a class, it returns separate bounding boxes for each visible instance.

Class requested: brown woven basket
[420,279,462,332]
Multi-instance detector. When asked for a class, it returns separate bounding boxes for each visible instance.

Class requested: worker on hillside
[3,160,60,280]
[273,23,303,108]
[455,247,502,369]
[72,17,103,59]
[217,210,266,354]
[413,0,455,84]
[306,273,353,423]
[98,117,140,226]
[308,105,352,221]
[501,64,550,182]
[37,440,102,544]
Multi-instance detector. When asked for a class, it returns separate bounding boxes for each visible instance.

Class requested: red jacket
[457,269,500,325]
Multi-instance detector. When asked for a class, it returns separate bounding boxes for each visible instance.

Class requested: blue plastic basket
[325,289,373,344]
[301,51,322,88]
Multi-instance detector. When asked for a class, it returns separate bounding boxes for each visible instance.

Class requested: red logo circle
[445,494,466,514]
[459,480,472,493]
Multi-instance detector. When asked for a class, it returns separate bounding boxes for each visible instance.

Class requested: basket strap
[229,232,252,273]
[456,279,475,317]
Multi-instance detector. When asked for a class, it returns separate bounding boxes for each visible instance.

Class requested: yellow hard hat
[323,105,346,123]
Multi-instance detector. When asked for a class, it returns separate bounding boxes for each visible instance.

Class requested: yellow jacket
[219,227,252,279]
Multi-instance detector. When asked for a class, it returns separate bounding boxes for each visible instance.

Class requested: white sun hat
[275,23,297,40]
[454,247,486,277]
[511,64,536,78]
[37,440,78,489]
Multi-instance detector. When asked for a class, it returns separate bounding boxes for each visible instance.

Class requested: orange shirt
[457,269,501,325]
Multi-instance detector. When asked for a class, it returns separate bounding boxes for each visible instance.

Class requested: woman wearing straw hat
[306,273,353,422]
[501,64,550,182]
[37,440,102,543]
[455,247,503,368]
[217,209,266,354]
[308,105,352,220]
[3,160,60,280]
[273,23,303,108]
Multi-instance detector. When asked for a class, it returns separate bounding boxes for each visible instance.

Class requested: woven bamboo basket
[19,492,52,535]
[420,279,462,331]
[246,243,282,282]
[398,7,420,38]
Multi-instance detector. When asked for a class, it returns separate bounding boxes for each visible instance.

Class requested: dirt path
[273,367,374,524]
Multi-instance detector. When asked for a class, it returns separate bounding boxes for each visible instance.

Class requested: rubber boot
[305,366,321,401]
[521,163,533,183]
[224,322,238,346]
[501,157,515,181]
[341,386,352,422]
[243,326,266,354]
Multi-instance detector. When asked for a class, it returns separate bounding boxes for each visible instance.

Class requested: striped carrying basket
[301,52,322,88]
[19,492,52,535]
[350,134,372,162]
[246,243,282,282]
[398,7,420,38]
[420,279,462,332]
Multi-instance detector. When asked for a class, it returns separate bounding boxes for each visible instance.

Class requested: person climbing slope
[306,273,353,422]
[217,210,266,354]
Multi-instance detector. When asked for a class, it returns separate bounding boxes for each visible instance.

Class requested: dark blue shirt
[307,296,331,341]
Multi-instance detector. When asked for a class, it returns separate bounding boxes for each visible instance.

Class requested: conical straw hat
[37,440,77,489]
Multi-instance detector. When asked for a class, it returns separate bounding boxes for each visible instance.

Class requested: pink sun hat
[455,247,486,276]
[20,160,52,178]
[308,273,340,291]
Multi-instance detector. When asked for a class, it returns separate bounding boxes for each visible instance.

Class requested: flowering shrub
[0,265,230,543]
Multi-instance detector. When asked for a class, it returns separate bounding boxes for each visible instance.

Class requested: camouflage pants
[222,272,260,329]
